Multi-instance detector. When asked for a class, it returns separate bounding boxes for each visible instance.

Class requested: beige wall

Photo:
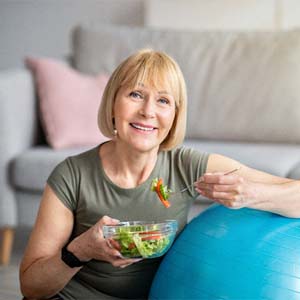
[2,0,300,70]
[145,0,300,31]
[281,0,300,29]
[0,0,144,70]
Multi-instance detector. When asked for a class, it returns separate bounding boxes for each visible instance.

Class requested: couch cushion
[73,25,300,144]
[183,139,300,178]
[25,57,109,149]
[12,141,300,193]
[11,146,91,192]
[286,162,300,179]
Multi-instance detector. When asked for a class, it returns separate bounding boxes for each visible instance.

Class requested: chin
[130,142,159,153]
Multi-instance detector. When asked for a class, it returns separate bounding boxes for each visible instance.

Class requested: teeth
[131,123,154,131]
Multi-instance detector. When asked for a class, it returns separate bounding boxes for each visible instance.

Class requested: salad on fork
[151,167,241,208]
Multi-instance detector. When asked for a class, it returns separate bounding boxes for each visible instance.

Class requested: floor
[0,228,31,300]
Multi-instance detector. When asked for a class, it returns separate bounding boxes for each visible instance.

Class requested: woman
[20,49,300,300]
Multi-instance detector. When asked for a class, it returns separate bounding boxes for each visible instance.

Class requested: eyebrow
[136,82,171,96]
[158,91,170,95]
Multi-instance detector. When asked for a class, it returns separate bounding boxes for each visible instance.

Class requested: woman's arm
[194,154,300,218]
[20,185,138,299]
[19,184,79,298]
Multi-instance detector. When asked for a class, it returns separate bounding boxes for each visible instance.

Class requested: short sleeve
[47,158,78,211]
[172,147,209,197]
[177,147,209,178]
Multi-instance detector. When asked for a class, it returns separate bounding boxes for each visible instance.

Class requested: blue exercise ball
[150,204,300,300]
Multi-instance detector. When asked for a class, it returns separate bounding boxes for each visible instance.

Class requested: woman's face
[113,82,176,153]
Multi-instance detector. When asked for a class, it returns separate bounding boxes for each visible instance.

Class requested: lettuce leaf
[113,225,171,258]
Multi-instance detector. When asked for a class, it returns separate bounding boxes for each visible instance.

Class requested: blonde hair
[98,49,187,150]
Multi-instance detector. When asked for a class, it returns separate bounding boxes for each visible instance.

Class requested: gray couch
[2,25,300,264]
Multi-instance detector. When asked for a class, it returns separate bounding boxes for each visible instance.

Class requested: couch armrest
[0,68,38,227]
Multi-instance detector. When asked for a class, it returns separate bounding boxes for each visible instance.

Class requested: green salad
[113,225,171,258]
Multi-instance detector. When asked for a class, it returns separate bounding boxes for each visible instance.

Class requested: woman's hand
[68,216,141,268]
[202,154,300,217]
[194,171,258,209]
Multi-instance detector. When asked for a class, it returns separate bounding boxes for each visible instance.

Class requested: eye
[129,91,143,99]
[158,98,170,105]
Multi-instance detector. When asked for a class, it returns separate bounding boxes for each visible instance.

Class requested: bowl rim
[103,219,178,236]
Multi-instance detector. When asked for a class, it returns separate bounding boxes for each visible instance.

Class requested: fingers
[93,216,143,268]
[197,172,243,185]
[195,172,247,209]
[105,238,142,268]
[100,215,120,226]
[80,216,142,268]
[207,194,245,209]
[196,182,242,193]
[195,174,243,196]
[115,258,143,268]
[196,187,241,203]
[205,194,245,209]
[97,215,120,238]
[107,238,121,250]
[106,245,141,267]
[105,239,123,256]
[108,248,142,267]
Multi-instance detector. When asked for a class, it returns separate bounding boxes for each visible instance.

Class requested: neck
[100,141,159,188]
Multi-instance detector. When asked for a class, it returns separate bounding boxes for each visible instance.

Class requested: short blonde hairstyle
[98,49,187,150]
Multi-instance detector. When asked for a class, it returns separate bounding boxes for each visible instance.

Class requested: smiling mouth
[130,123,157,132]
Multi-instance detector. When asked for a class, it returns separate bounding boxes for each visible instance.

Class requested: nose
[139,98,155,118]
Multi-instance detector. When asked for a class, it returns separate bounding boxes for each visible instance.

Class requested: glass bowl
[103,220,178,259]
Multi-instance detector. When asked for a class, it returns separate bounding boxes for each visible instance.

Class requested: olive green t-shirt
[47,144,209,300]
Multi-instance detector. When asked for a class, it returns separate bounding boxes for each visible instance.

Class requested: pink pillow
[25,57,110,149]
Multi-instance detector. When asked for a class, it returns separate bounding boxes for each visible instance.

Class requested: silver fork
[170,166,241,195]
